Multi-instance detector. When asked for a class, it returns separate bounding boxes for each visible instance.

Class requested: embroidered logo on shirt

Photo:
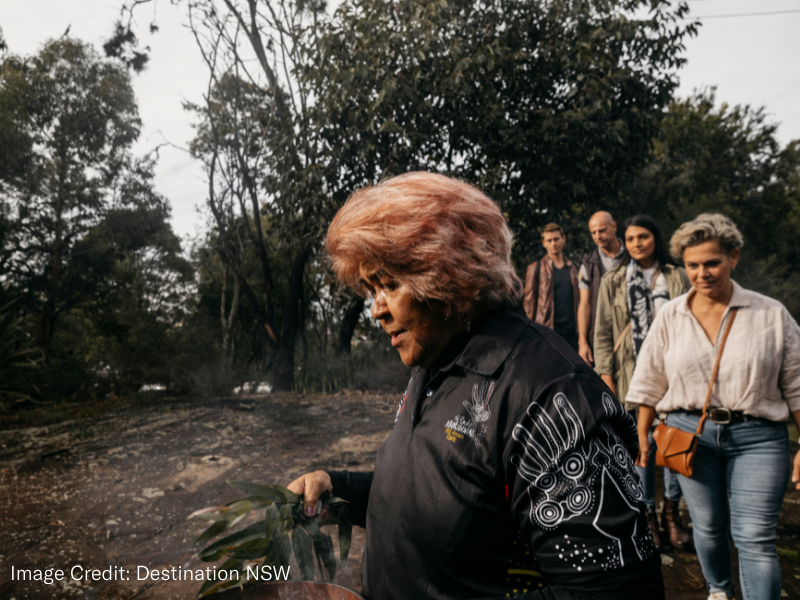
[444,415,473,443]
[445,381,495,445]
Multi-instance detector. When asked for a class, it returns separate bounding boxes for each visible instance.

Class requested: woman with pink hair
[288,172,663,600]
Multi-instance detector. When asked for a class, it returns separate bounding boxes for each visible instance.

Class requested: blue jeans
[635,425,683,509]
[666,412,790,600]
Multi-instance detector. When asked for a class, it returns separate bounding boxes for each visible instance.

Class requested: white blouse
[626,281,800,422]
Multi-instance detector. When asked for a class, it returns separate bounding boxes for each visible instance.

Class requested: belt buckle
[709,407,731,424]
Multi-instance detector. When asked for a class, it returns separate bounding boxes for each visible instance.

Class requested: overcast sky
[3,0,799,240]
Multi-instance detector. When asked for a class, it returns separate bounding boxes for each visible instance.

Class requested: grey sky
[3,0,799,239]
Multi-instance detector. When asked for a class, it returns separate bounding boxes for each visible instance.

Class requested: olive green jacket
[593,263,691,409]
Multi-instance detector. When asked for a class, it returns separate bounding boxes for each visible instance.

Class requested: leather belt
[687,408,745,424]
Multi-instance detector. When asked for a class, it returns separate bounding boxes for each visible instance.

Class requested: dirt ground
[1,392,799,600]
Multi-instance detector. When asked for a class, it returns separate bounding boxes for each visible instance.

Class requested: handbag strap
[612,266,662,355]
[613,323,631,354]
[694,308,739,437]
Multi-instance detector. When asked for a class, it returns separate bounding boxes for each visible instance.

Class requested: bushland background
[1,1,800,599]
[2,0,800,407]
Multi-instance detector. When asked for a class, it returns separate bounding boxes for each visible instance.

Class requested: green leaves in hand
[189,480,351,597]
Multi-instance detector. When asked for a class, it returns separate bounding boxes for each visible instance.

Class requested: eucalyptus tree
[625,89,800,314]
[307,0,699,263]
[0,38,141,360]
[114,0,698,387]
[67,155,194,393]
[181,0,335,390]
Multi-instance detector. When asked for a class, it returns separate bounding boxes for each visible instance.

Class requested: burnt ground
[1,392,799,600]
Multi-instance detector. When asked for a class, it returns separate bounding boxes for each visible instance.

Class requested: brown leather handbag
[653,308,738,477]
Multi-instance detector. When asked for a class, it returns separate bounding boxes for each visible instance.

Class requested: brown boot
[646,509,662,549]
[662,498,693,549]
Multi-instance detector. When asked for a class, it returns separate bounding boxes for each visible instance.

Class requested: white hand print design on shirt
[511,392,653,568]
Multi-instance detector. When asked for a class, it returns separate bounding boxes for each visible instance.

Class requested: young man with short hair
[523,223,580,350]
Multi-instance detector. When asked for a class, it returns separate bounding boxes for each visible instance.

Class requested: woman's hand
[635,431,650,468]
[635,405,657,468]
[578,342,594,366]
[793,449,800,491]
[792,411,800,490]
[287,470,332,516]
[600,374,616,396]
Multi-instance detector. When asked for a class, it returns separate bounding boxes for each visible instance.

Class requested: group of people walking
[285,171,800,600]
[524,210,800,600]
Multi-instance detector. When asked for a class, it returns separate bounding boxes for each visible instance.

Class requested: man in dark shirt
[523,223,580,351]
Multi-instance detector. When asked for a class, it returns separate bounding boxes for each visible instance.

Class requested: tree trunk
[220,262,241,377]
[38,188,65,361]
[336,296,365,355]
[299,279,308,376]
[271,250,307,391]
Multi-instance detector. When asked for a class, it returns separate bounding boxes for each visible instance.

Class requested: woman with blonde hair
[627,213,800,600]
[288,173,664,600]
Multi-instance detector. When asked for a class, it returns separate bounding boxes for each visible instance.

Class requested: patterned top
[330,306,660,600]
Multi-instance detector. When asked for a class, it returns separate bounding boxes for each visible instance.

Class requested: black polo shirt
[330,305,661,600]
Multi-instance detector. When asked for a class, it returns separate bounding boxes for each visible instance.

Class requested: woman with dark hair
[593,215,692,550]
[618,215,674,271]
[287,173,664,600]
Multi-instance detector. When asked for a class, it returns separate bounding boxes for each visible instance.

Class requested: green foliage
[103,21,150,73]
[0,38,141,359]
[307,0,698,264]
[0,301,41,410]
[0,38,194,402]
[626,89,800,318]
[191,481,352,596]
[181,0,336,391]
[184,225,408,395]
[72,157,194,394]
[113,0,700,393]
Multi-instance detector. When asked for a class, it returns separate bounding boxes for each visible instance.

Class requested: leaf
[226,499,256,513]
[337,506,353,563]
[194,520,230,546]
[188,505,227,520]
[197,558,242,597]
[198,576,229,597]
[277,534,293,571]
[291,526,315,580]
[193,508,250,545]
[264,501,279,534]
[298,516,322,538]
[190,499,261,522]
[197,522,266,561]
[315,530,337,581]
[228,481,300,503]
[228,537,275,560]
[274,502,294,539]
[298,518,335,580]
[298,519,325,576]
[234,495,275,505]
